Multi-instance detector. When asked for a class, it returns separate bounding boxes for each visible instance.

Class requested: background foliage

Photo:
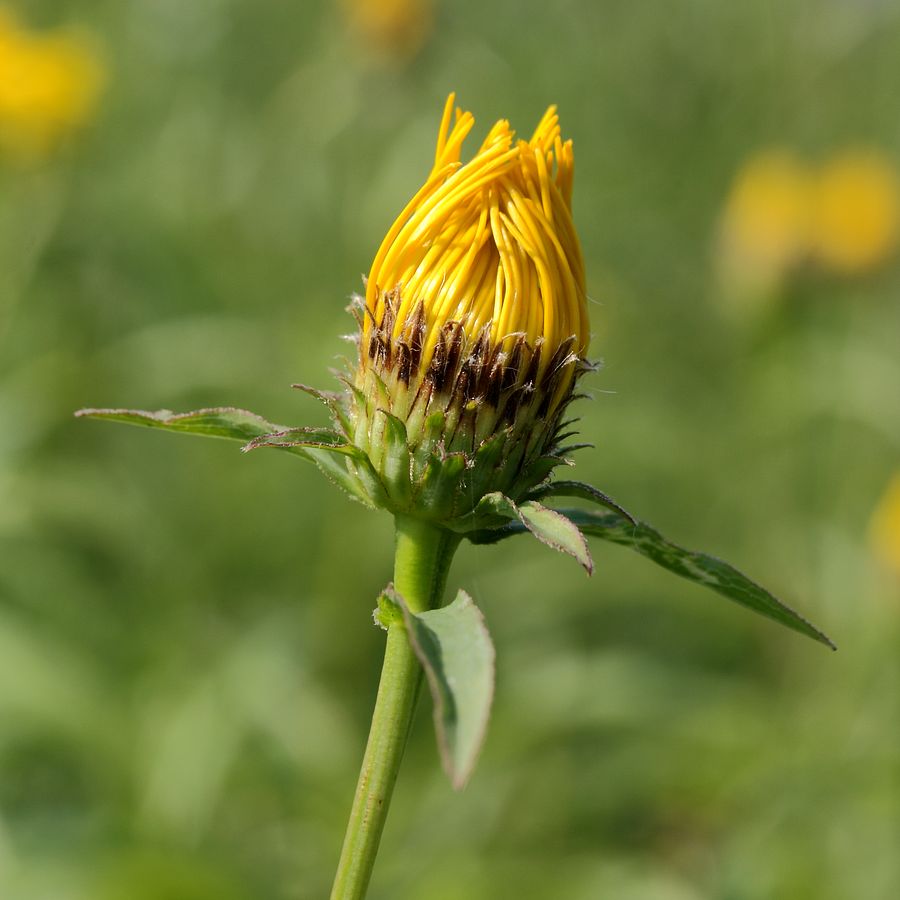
[2,1,899,898]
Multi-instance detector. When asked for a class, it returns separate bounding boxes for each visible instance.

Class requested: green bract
[345,291,594,522]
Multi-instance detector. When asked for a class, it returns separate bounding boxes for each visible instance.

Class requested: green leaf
[241,427,356,456]
[75,407,283,442]
[516,501,594,574]
[306,447,384,509]
[526,479,636,525]
[291,382,352,434]
[453,492,593,573]
[241,428,384,508]
[75,406,381,508]
[385,587,496,790]
[563,509,835,649]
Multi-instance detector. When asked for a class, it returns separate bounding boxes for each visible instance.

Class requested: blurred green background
[2,1,899,898]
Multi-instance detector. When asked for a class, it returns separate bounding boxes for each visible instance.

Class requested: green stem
[329,515,460,900]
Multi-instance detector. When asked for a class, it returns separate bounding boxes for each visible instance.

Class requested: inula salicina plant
[78,94,834,900]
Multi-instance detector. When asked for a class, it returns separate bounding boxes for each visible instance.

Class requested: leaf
[75,407,283,442]
[291,382,352,434]
[525,479,637,525]
[565,509,835,649]
[75,406,381,507]
[516,501,594,574]
[306,449,380,509]
[241,428,385,509]
[384,587,496,790]
[452,492,593,573]
[241,427,356,456]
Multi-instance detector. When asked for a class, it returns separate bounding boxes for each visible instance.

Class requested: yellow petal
[365,95,589,373]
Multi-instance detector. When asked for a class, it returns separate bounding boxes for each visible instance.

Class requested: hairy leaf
[75,407,283,442]
[472,507,834,649]
[526,479,636,525]
[453,492,593,573]
[241,427,356,456]
[75,406,380,507]
[384,587,495,789]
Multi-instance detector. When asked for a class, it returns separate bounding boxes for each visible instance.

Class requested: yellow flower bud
[349,95,593,520]
[365,93,589,375]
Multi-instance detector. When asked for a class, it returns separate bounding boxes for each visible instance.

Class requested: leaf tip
[817,630,838,652]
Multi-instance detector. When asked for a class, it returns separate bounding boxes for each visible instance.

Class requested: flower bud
[348,94,592,522]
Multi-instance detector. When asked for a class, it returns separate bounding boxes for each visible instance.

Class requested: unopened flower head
[348,94,593,521]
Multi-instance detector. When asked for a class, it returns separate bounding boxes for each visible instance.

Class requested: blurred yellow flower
[719,148,900,296]
[812,151,900,275]
[718,151,814,292]
[341,0,433,62]
[870,473,900,578]
[0,7,104,162]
